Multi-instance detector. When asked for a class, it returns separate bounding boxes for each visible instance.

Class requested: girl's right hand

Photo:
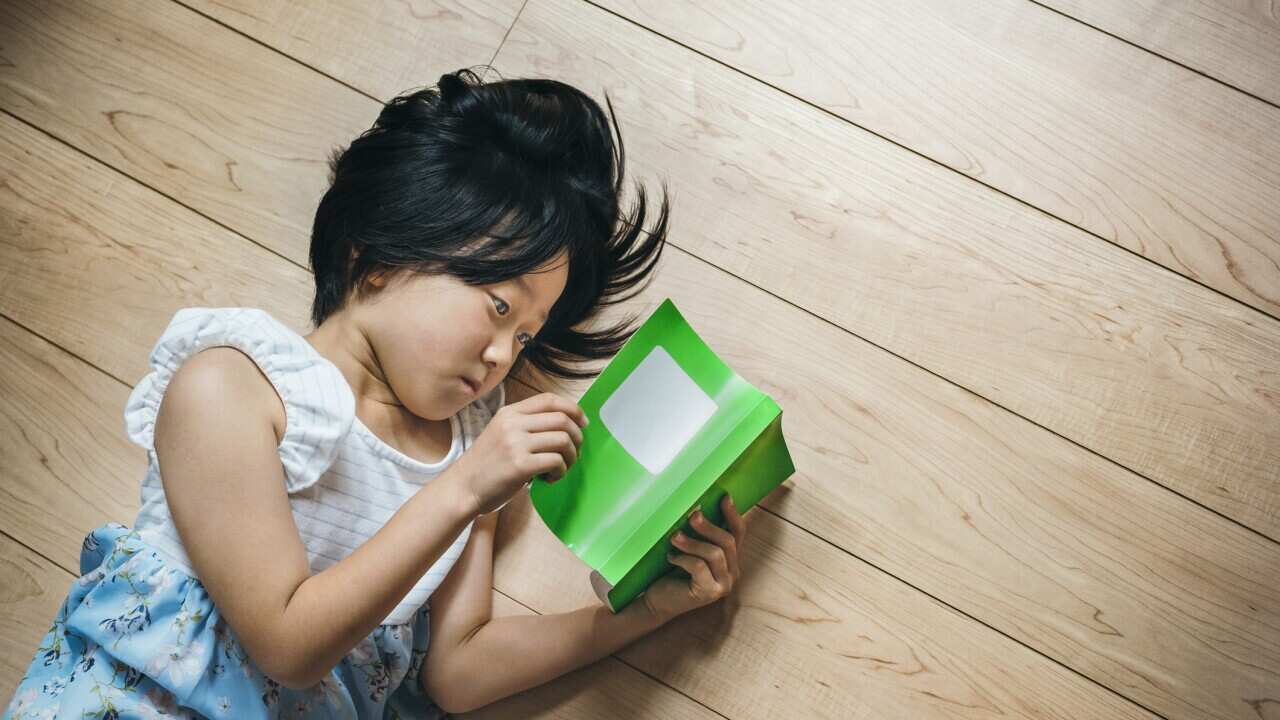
[449,392,588,515]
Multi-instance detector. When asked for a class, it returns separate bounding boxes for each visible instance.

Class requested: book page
[599,345,719,475]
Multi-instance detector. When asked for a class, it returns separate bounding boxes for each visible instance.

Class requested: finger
[522,412,583,448]
[529,430,577,469]
[688,511,739,578]
[668,552,718,592]
[721,494,748,550]
[672,532,730,584]
[522,393,589,429]
[531,451,568,482]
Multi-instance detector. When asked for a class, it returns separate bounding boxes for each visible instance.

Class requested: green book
[529,298,796,613]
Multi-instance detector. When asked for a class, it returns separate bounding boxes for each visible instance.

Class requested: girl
[5,68,752,719]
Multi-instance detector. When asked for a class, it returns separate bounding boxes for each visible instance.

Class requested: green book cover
[528,298,796,612]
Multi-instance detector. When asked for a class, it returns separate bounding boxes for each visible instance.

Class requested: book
[528,298,796,612]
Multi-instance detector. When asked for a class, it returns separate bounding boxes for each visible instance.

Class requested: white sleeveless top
[123,307,504,626]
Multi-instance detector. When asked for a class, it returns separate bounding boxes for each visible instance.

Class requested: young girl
[5,68,751,719]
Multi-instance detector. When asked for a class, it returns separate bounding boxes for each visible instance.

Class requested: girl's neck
[303,309,397,411]
[304,310,455,462]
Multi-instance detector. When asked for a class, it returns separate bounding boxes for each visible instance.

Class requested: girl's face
[350,252,569,421]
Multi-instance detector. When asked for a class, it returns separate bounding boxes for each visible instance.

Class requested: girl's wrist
[641,591,677,626]
[426,464,482,522]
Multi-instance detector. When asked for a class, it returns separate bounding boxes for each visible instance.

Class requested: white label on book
[599,345,718,475]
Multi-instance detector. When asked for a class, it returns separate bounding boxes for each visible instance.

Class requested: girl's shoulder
[124,307,356,493]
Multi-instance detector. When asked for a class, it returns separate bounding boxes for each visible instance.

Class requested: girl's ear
[367,263,399,289]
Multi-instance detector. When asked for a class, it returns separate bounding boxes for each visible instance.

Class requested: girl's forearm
[434,600,669,713]
[274,470,479,688]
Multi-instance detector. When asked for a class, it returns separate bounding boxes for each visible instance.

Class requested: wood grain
[496,0,1280,540]
[491,492,1158,720]
[0,0,372,267]
[5,0,1275,543]
[0,96,1260,718]
[0,112,1159,719]
[0,535,73,707]
[0,315,140,573]
[181,0,524,101]
[2,0,1277,716]
[592,0,1280,319]
[511,261,1280,720]
[1040,0,1280,107]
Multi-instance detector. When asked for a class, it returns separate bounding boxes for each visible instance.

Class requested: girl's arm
[154,347,480,689]
[421,506,668,714]
[430,597,668,714]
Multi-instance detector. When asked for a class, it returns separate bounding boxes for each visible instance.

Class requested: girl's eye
[493,295,533,347]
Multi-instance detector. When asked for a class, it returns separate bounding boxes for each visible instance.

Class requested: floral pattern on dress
[4,524,446,720]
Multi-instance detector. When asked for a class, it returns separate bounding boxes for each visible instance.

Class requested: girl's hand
[642,494,750,623]
[450,392,587,515]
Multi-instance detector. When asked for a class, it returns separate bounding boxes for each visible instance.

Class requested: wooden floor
[2,0,1278,717]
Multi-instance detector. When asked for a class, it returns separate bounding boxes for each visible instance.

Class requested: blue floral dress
[6,524,437,720]
[5,308,506,719]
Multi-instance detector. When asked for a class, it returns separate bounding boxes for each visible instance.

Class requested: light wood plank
[0,114,1157,719]
[0,535,73,707]
[5,0,1275,543]
[0,315,139,574]
[181,0,524,101]
[496,0,1280,540]
[0,0,372,267]
[521,273,1280,720]
[491,492,1158,720]
[1040,0,1280,107]
[0,92,1249,712]
[593,0,1280,319]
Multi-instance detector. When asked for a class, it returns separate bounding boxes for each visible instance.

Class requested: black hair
[309,67,670,381]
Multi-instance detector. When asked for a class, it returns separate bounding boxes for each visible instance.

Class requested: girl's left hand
[642,494,750,623]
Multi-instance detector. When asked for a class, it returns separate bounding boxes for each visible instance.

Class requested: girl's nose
[482,337,516,369]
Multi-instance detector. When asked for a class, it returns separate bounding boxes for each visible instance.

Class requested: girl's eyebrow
[513,275,550,324]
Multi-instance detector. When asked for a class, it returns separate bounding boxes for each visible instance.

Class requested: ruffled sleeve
[124,307,356,493]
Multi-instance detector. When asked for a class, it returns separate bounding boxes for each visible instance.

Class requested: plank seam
[0,108,306,280]
[7,86,1276,562]
[0,527,75,579]
[481,0,531,84]
[672,243,1280,549]
[1,49,1261,710]
[1024,0,1280,113]
[8,80,1278,578]
[169,0,383,105]
[757,504,1172,720]
[576,0,1280,327]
